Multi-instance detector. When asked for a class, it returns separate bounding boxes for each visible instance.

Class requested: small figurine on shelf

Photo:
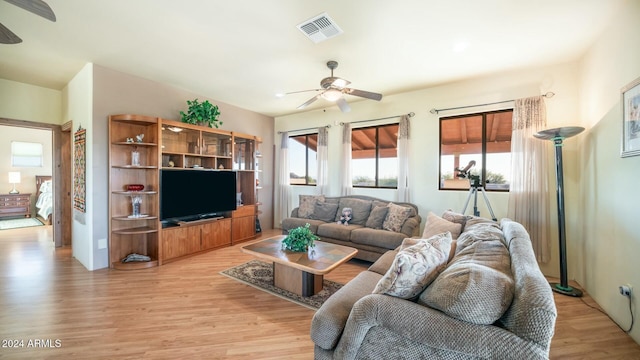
[136,134,144,143]
[126,137,134,143]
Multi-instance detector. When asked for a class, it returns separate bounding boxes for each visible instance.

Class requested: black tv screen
[160,169,237,221]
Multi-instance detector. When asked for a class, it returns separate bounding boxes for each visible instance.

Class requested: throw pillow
[298,195,325,219]
[422,212,462,240]
[418,237,514,325]
[383,203,412,232]
[442,210,471,232]
[372,233,452,299]
[309,201,339,222]
[365,205,389,229]
[401,234,457,263]
[456,223,505,253]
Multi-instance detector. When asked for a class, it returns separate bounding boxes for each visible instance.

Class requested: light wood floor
[1,227,639,359]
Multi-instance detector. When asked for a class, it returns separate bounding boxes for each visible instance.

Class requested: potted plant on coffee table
[282,223,319,252]
[180,98,222,128]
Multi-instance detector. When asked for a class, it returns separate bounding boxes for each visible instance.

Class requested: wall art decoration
[73,126,87,212]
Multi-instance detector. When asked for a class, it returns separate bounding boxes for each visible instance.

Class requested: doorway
[0,118,70,248]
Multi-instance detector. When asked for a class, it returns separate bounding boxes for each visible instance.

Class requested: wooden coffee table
[241,235,358,297]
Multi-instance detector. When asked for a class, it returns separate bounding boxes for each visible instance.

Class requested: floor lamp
[534,126,584,297]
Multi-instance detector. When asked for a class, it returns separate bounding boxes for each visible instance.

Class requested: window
[439,110,512,191]
[11,141,43,167]
[289,133,317,185]
[352,123,398,188]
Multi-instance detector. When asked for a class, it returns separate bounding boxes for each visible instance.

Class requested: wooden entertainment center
[109,114,262,270]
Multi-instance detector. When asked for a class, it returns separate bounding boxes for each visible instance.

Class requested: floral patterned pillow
[382,203,412,232]
[298,195,325,219]
[372,232,453,299]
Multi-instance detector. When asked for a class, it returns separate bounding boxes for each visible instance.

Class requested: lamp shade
[322,89,343,102]
[8,172,20,183]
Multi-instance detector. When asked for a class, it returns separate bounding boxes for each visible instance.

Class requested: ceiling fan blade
[297,92,323,110]
[344,88,383,101]
[336,97,351,113]
[4,0,56,22]
[0,22,22,44]
[278,89,322,97]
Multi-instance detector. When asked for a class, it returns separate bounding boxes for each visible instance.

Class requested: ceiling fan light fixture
[331,78,349,88]
[322,89,343,102]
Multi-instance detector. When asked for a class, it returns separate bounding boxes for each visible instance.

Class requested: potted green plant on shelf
[180,98,223,128]
[282,223,319,252]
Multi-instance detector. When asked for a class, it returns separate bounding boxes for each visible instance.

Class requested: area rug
[220,260,343,310]
[0,218,44,230]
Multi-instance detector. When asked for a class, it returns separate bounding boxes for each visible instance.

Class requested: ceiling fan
[289,60,383,113]
[0,0,56,44]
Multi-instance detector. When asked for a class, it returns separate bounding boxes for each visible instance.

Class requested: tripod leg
[473,187,480,217]
[461,187,474,215]
[479,187,497,221]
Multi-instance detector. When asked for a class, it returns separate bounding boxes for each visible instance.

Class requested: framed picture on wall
[621,76,640,157]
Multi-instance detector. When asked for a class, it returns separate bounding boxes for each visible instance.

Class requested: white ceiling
[0,0,625,117]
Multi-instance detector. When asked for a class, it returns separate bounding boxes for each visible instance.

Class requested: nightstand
[0,193,31,218]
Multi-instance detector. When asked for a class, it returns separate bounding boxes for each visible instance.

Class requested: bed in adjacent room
[35,175,53,225]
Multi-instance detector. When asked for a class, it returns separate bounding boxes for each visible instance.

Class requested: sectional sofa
[310,213,557,359]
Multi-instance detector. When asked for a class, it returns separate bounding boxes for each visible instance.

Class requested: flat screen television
[160,169,237,222]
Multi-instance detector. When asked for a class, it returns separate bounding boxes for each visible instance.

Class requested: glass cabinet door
[202,132,232,157]
[233,137,255,170]
[162,126,200,155]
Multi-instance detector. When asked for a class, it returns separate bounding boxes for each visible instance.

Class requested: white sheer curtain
[508,96,551,263]
[341,123,353,196]
[397,115,410,202]
[277,132,291,225]
[316,127,329,195]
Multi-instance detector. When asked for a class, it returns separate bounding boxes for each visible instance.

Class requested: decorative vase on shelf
[130,195,143,218]
[131,150,140,166]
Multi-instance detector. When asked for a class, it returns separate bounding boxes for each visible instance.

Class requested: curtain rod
[339,112,415,126]
[429,92,555,115]
[277,124,330,134]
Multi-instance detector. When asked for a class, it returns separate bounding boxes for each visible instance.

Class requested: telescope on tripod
[455,160,497,221]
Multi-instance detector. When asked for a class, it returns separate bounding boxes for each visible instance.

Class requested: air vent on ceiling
[297,12,343,43]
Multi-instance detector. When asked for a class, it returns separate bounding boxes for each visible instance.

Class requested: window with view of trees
[352,123,399,188]
[439,110,513,191]
[289,133,317,185]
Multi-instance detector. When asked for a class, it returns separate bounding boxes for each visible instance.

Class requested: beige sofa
[281,195,422,262]
[310,217,557,359]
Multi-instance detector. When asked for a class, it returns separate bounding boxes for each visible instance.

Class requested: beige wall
[0,125,53,214]
[63,63,94,270]
[0,79,62,124]
[577,0,640,343]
